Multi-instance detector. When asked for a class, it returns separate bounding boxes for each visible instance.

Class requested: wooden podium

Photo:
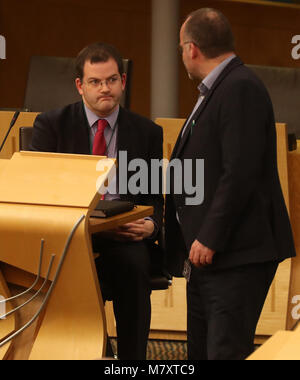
[0,151,152,360]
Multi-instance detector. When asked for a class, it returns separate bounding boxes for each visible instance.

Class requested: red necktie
[93,119,108,156]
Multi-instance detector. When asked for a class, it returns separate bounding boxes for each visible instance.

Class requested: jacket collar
[173,56,243,158]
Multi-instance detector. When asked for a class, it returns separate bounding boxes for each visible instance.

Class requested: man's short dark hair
[184,8,235,59]
[75,42,124,80]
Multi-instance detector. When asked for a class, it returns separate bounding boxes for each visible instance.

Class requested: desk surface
[248,325,300,360]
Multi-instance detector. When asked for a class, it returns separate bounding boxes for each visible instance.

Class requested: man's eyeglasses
[84,75,121,89]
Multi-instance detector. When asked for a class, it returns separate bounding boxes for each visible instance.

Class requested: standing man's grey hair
[184,8,235,58]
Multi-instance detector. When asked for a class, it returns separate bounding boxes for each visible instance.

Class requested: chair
[23,56,132,112]
[19,126,172,291]
[246,64,300,139]
[19,126,33,151]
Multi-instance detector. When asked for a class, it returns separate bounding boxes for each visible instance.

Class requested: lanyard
[103,121,118,157]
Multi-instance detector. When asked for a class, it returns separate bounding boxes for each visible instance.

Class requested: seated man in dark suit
[30,42,164,360]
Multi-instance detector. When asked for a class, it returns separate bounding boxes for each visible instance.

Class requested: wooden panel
[0,152,115,210]
[156,118,185,161]
[276,123,290,211]
[1,1,299,119]
[0,111,39,159]
[256,122,292,334]
[0,149,155,359]
[0,159,8,172]
[255,260,291,335]
[0,151,114,359]
[248,327,300,360]
[247,330,293,360]
[0,203,107,360]
[27,208,106,360]
[0,269,15,360]
[286,147,300,330]
[4,285,45,361]
[150,278,187,332]
[0,0,151,117]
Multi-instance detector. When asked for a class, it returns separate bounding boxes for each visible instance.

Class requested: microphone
[0,111,20,152]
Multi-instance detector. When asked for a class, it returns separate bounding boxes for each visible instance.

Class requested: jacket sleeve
[30,112,58,152]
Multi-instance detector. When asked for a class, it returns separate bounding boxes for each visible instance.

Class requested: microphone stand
[0,111,20,152]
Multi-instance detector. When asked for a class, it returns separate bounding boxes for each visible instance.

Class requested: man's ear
[190,42,199,59]
[75,78,83,96]
[121,73,127,91]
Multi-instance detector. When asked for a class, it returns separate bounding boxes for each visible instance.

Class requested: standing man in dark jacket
[31,42,163,360]
[165,8,296,360]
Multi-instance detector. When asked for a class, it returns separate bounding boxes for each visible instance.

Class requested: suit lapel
[116,106,131,154]
[173,57,243,158]
[74,101,91,154]
[115,107,137,201]
[170,116,191,160]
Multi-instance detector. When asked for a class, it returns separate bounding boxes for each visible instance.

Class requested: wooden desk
[247,325,300,360]
[0,152,153,360]
[1,205,153,289]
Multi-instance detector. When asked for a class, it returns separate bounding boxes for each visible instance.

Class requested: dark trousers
[93,238,152,360]
[187,261,278,360]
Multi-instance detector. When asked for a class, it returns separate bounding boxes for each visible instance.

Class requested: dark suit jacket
[165,57,296,276]
[31,101,164,233]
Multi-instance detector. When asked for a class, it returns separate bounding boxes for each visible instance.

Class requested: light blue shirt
[84,103,119,200]
[182,54,236,136]
[84,103,119,159]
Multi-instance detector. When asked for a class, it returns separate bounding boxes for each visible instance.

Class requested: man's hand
[189,240,216,268]
[98,219,155,242]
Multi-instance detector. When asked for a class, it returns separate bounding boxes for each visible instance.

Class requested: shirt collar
[84,103,120,130]
[199,54,236,93]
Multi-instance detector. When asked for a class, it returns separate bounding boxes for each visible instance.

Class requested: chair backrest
[23,56,132,112]
[155,118,185,160]
[246,64,300,139]
[19,126,33,151]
